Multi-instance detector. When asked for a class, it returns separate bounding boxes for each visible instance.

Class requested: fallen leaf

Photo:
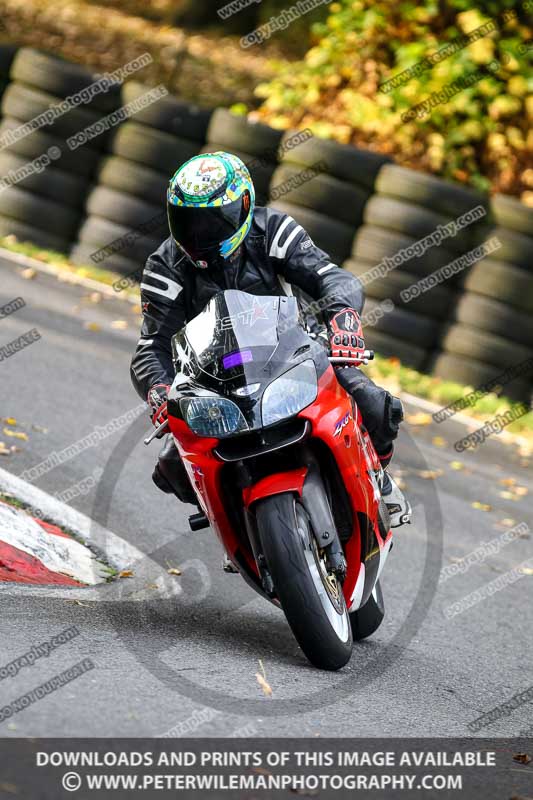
[499,518,516,527]
[0,442,11,456]
[514,486,529,497]
[118,570,135,578]
[500,491,515,500]
[31,425,48,433]
[9,446,22,453]
[89,292,103,303]
[472,501,492,512]
[450,461,465,470]
[145,583,159,590]
[432,436,447,447]
[21,268,36,280]
[0,782,18,794]
[519,567,533,576]
[2,417,17,426]
[111,320,128,329]
[418,469,443,479]
[84,322,102,332]
[131,304,142,315]
[513,753,531,764]
[499,477,517,486]
[406,412,432,426]
[167,567,181,576]
[256,673,273,697]
[256,658,273,697]
[3,429,28,441]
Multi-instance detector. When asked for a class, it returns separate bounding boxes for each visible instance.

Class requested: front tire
[350,579,385,640]
[255,492,352,671]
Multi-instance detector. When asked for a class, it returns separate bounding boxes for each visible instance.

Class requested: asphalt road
[0,257,532,739]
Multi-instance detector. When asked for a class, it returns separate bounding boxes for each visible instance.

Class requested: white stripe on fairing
[0,503,105,585]
[317,262,336,275]
[269,218,303,260]
[348,563,365,612]
[141,270,181,301]
[138,338,154,346]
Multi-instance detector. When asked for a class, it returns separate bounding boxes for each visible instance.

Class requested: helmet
[167,152,255,266]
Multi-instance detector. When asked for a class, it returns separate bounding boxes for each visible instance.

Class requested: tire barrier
[357,161,533,400]
[0,48,118,253]
[0,47,530,402]
[71,81,210,274]
[203,109,283,205]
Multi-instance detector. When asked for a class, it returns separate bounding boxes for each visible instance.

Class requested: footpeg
[189,512,209,531]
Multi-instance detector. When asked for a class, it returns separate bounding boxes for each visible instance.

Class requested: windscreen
[181,290,283,383]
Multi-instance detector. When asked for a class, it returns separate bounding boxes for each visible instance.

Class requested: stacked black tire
[0,48,118,253]
[345,165,489,370]
[71,81,212,276]
[269,132,389,266]
[0,45,17,105]
[201,109,283,208]
[433,193,533,402]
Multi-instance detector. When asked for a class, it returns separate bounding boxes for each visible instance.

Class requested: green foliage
[255,0,532,195]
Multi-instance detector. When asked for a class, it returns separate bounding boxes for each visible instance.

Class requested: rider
[131,152,411,528]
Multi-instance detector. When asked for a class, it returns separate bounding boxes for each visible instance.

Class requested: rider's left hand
[328,308,366,364]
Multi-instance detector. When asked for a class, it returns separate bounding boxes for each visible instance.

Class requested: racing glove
[328,308,366,363]
[147,383,171,427]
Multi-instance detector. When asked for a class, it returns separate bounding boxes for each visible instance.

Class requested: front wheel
[255,492,352,671]
[350,579,385,640]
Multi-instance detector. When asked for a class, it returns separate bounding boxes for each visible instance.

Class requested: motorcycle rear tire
[256,492,353,671]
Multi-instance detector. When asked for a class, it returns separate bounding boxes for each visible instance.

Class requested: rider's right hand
[147,383,171,427]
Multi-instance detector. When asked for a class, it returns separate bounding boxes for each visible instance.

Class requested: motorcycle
[146,288,393,671]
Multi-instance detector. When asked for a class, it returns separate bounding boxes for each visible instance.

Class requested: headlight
[180,397,248,438]
[261,360,317,427]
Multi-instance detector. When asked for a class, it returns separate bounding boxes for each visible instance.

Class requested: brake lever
[144,419,169,446]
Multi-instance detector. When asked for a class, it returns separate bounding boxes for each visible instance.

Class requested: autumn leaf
[499,490,515,500]
[450,461,465,470]
[2,417,17,426]
[518,567,533,576]
[0,442,11,456]
[256,673,273,697]
[256,658,273,697]
[3,429,28,441]
[21,268,36,280]
[499,518,516,527]
[84,322,102,332]
[118,569,135,578]
[32,425,48,433]
[167,567,182,576]
[432,436,446,447]
[472,501,492,512]
[514,486,528,497]
[512,753,531,764]
[418,469,443,479]
[499,477,517,486]
[111,320,128,330]
[89,292,103,303]
[406,412,432,426]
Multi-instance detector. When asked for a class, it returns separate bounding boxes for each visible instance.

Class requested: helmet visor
[168,198,245,259]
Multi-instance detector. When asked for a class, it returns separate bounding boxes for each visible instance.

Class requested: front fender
[243,467,308,508]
